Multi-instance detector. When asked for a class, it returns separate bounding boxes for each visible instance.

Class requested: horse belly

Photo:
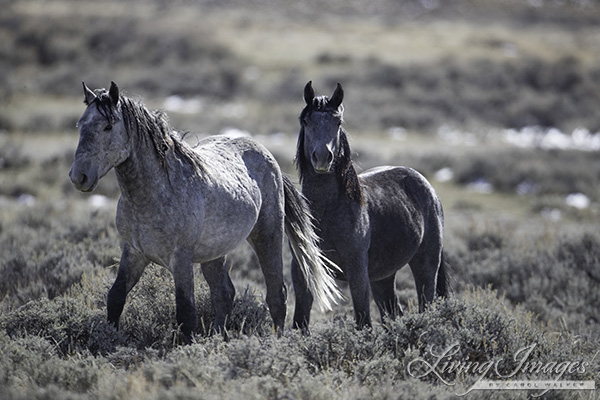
[193,183,261,263]
[366,212,424,281]
[367,238,419,281]
[194,211,257,262]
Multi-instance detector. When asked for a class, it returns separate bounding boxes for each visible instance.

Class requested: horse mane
[335,128,363,203]
[93,89,204,175]
[295,97,363,203]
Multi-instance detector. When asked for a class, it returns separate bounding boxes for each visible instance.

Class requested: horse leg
[346,256,372,328]
[170,248,198,344]
[291,255,313,333]
[107,244,148,330]
[409,248,442,312]
[370,274,403,323]
[248,230,287,334]
[201,257,235,336]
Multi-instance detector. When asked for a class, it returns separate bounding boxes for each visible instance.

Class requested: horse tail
[282,175,343,311]
[436,251,450,298]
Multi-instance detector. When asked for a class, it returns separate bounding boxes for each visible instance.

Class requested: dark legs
[107,244,148,330]
[171,248,198,343]
[108,245,199,344]
[291,256,313,332]
[250,239,287,333]
[248,188,287,333]
[371,275,403,323]
[201,257,235,336]
[409,249,442,312]
[293,254,372,330]
[346,256,372,329]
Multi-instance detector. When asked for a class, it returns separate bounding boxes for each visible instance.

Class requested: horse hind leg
[201,257,235,337]
[370,274,403,323]
[408,248,442,312]
[248,219,287,334]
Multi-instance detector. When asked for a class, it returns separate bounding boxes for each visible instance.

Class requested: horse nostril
[311,151,318,165]
[72,172,87,186]
[327,151,333,164]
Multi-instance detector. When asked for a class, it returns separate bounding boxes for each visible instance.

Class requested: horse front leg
[171,248,198,344]
[346,255,372,329]
[107,244,148,329]
[291,255,314,333]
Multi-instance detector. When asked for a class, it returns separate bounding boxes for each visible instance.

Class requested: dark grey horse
[69,82,341,342]
[292,81,448,330]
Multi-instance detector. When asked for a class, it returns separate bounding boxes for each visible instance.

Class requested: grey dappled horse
[69,82,341,342]
[292,81,448,330]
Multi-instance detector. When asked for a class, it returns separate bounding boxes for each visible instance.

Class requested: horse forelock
[302,95,344,119]
[90,89,119,124]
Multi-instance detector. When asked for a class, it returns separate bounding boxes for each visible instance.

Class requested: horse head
[298,81,345,174]
[69,82,130,192]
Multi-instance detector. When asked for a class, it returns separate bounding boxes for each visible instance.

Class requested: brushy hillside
[1,0,599,399]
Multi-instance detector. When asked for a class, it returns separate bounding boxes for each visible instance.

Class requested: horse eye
[104,124,112,131]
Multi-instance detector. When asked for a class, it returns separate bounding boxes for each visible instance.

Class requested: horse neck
[301,169,342,201]
[114,129,171,203]
[300,162,360,210]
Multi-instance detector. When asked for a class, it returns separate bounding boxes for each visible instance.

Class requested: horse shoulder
[359,166,434,230]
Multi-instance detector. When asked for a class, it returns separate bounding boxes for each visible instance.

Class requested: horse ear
[82,82,96,105]
[304,81,315,105]
[109,81,119,106]
[329,82,344,110]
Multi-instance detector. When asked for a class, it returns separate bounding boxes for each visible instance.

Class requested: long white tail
[283,175,343,311]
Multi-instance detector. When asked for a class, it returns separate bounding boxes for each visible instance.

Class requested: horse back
[360,166,441,218]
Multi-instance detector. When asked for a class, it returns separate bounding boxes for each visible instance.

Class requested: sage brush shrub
[448,228,600,339]
[0,296,126,356]
[0,204,119,308]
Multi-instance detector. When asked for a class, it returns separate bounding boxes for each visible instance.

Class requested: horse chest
[314,203,369,251]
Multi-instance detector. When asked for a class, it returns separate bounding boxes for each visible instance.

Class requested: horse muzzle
[311,148,334,174]
[69,161,99,192]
